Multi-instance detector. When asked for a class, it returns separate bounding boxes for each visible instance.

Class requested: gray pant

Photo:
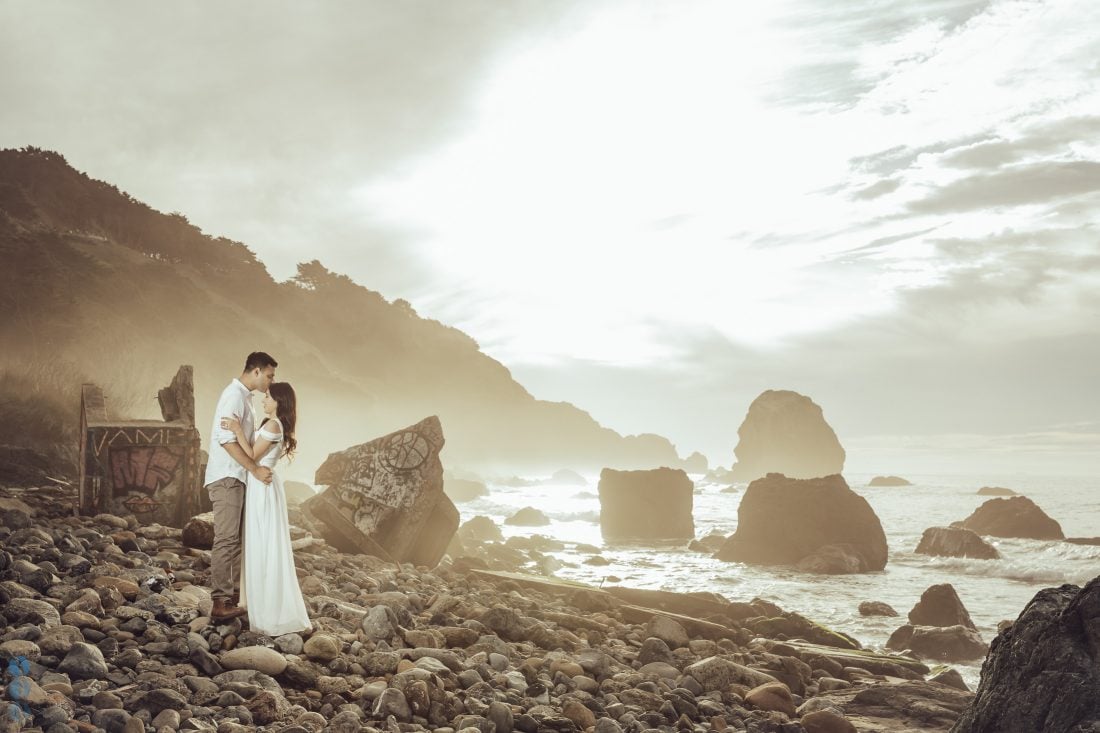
[205,477,246,600]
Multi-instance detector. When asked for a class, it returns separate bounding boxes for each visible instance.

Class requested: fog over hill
[0,147,685,481]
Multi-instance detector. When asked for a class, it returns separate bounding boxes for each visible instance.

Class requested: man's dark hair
[243,352,278,372]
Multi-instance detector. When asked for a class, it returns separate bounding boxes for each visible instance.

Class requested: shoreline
[2,483,978,733]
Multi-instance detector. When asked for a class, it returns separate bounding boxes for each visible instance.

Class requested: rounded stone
[65,588,105,616]
[549,659,585,678]
[93,576,141,600]
[0,639,41,662]
[303,633,341,662]
[220,646,288,676]
[645,615,690,648]
[488,701,515,733]
[801,709,858,733]
[561,700,596,729]
[745,682,796,716]
[373,688,411,722]
[58,642,108,680]
[61,610,101,629]
[274,633,304,655]
[6,598,62,627]
[37,625,86,656]
[316,675,350,695]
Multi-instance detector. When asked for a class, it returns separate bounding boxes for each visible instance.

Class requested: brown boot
[211,597,247,622]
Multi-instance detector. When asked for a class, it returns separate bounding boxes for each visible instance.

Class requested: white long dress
[239,418,312,636]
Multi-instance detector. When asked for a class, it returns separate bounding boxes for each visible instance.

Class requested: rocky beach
[6,479,1095,733]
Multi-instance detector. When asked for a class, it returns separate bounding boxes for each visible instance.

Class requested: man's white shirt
[204,379,255,486]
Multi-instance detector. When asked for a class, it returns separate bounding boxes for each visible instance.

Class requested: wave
[549,510,600,523]
[899,552,1095,586]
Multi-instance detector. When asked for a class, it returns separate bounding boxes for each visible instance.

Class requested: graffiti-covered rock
[78,366,203,528]
[303,416,458,567]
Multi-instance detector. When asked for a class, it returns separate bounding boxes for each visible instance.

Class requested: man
[204,352,277,621]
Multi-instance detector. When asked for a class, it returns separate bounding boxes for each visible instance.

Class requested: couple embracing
[202,351,311,636]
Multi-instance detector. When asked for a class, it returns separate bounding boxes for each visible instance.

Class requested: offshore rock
[716,473,888,573]
[916,527,999,560]
[598,467,695,541]
[951,495,1064,540]
[730,390,845,480]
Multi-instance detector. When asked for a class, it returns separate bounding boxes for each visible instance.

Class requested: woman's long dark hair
[262,382,297,459]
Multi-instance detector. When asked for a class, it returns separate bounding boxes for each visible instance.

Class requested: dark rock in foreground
[916,527,999,559]
[951,495,1064,540]
[952,576,1100,732]
[598,467,694,541]
[716,473,888,573]
[729,389,845,481]
[819,680,973,732]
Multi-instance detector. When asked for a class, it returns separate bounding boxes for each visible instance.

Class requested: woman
[221,382,312,636]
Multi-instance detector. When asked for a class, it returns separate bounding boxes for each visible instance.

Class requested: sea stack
[598,467,695,541]
[729,390,845,481]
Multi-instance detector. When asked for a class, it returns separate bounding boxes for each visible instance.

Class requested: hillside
[0,147,684,481]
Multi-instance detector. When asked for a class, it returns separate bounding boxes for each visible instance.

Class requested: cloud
[852,178,903,199]
[0,1,577,289]
[907,161,1100,213]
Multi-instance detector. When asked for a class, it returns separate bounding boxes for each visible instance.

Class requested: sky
[2,0,1098,476]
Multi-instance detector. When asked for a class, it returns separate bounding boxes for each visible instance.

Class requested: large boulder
[303,416,458,567]
[886,624,988,662]
[729,390,845,481]
[715,474,887,573]
[908,584,977,630]
[951,496,1064,540]
[814,681,973,731]
[598,467,694,541]
[951,576,1100,732]
[915,527,999,560]
[458,516,503,543]
[181,512,215,550]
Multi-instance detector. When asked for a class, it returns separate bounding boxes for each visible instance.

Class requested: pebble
[0,483,968,733]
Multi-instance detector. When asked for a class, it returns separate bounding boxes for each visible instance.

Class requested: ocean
[455,471,1100,689]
